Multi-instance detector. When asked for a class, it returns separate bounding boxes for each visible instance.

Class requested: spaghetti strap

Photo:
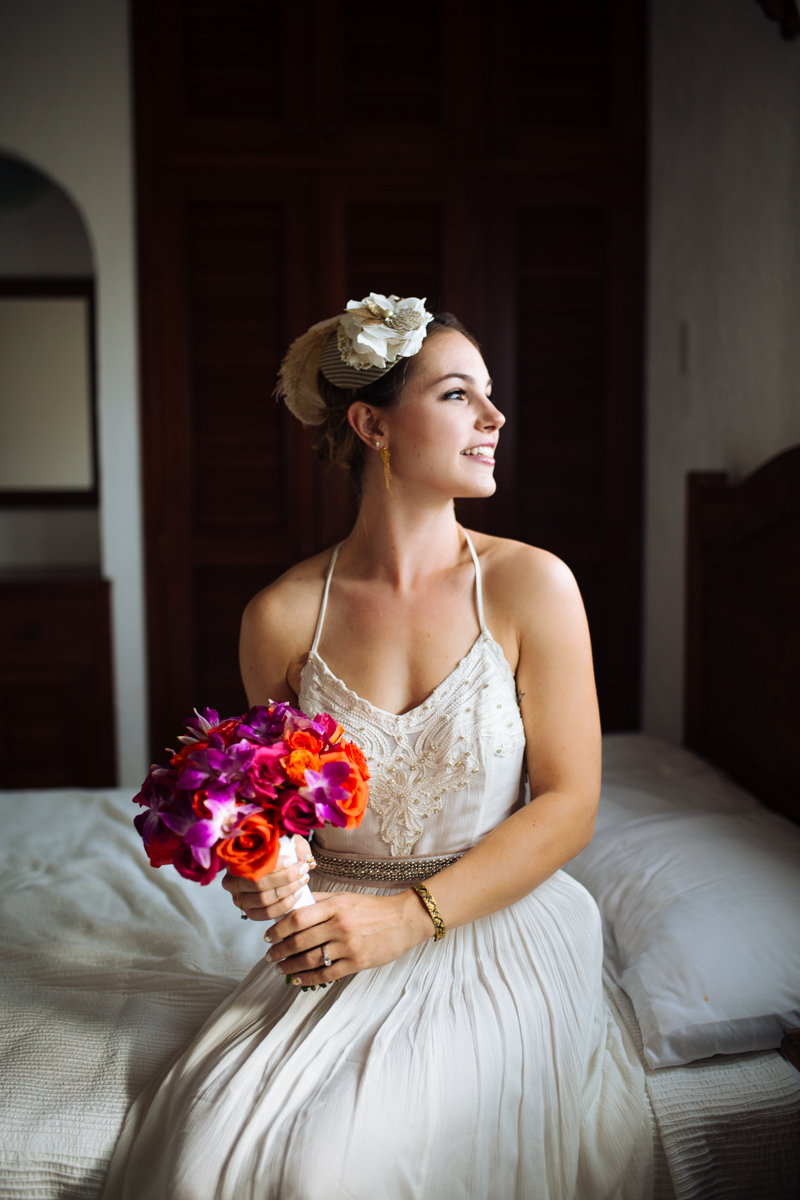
[464,532,487,634]
[310,543,342,655]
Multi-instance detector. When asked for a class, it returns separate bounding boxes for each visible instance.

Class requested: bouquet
[133,702,370,920]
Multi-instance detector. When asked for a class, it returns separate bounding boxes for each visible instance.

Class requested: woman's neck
[343,487,464,589]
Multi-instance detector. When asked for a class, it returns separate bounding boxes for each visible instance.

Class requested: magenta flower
[298,760,351,826]
[280,791,322,836]
[173,841,221,886]
[314,713,342,746]
[248,743,288,801]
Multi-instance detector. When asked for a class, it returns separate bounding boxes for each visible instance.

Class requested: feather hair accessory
[275,295,434,426]
[274,316,340,426]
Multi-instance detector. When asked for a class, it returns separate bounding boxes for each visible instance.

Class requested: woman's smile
[461,442,496,465]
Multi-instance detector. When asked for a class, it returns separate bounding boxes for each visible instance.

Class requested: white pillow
[564,736,800,1069]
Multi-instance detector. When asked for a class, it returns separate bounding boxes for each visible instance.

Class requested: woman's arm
[218,557,330,921]
[266,543,602,985]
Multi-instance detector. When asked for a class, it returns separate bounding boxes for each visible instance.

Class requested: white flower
[337,294,434,371]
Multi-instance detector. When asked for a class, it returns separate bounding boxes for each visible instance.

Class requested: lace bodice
[299,535,527,858]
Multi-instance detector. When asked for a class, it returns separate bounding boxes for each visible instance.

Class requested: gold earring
[379,445,392,493]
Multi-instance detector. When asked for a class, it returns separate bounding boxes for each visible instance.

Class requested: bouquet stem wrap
[262,835,316,931]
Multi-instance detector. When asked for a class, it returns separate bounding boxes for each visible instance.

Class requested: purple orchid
[177,736,256,797]
[177,707,221,746]
[182,797,261,868]
[158,791,199,838]
[237,704,289,746]
[298,760,351,827]
[132,768,181,844]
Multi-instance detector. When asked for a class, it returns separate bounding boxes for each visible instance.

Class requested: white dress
[104,536,652,1200]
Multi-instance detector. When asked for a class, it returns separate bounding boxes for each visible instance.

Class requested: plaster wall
[0,1,146,784]
[644,0,800,741]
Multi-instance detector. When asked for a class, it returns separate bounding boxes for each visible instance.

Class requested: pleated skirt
[102,871,652,1200]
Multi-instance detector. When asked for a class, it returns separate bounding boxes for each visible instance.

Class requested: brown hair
[315,312,480,476]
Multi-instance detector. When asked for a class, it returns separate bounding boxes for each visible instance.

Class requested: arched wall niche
[0,153,94,276]
[0,150,100,566]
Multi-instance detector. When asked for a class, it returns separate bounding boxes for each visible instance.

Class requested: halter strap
[310,543,342,655]
[309,533,486,655]
[464,531,487,634]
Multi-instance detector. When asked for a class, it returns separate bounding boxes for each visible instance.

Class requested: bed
[1,447,799,1199]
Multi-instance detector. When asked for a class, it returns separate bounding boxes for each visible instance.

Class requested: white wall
[0,1,147,784]
[643,0,800,741]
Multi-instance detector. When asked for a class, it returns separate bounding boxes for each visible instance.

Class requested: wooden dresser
[0,572,116,787]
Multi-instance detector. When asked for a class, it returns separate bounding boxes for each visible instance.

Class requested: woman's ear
[347,402,387,449]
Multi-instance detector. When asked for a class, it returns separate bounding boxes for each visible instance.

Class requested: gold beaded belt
[312,848,464,884]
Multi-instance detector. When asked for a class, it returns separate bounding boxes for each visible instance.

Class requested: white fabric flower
[337,294,434,371]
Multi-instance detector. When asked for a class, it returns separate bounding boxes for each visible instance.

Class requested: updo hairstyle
[315,312,480,476]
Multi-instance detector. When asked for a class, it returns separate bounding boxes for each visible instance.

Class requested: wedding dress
[104,535,652,1200]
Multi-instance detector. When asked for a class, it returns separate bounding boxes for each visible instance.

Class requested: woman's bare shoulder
[241,547,336,649]
[468,531,577,597]
[466,530,585,652]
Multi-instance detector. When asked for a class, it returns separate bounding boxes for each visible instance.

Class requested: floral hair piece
[275,293,434,426]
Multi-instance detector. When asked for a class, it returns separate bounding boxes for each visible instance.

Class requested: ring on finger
[322,944,332,969]
[275,887,282,901]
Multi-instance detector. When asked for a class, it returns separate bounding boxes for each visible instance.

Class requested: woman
[104,297,651,1199]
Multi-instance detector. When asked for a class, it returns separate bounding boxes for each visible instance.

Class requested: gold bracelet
[412,883,446,942]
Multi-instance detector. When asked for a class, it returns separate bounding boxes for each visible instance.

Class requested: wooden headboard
[685,445,800,825]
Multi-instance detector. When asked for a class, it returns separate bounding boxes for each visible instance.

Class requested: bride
[104,297,652,1199]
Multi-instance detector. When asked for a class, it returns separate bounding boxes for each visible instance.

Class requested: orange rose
[217,812,280,880]
[285,729,322,755]
[342,739,370,781]
[319,748,369,829]
[282,748,321,785]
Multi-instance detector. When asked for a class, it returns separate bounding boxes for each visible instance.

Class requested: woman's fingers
[291,835,315,868]
[272,940,354,988]
[220,840,316,917]
[221,857,311,915]
[263,892,335,946]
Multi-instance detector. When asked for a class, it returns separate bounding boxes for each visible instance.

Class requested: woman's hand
[263,888,435,987]
[221,836,315,922]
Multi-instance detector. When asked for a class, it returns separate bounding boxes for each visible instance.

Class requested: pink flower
[280,791,321,836]
[249,743,288,801]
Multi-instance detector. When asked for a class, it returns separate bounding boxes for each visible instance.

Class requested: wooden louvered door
[134,0,645,758]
